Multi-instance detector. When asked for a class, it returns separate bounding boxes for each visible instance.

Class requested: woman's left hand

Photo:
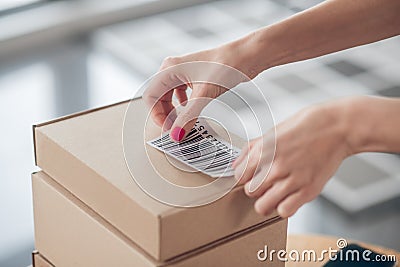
[233,99,353,218]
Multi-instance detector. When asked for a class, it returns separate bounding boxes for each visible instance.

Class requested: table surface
[286,234,399,267]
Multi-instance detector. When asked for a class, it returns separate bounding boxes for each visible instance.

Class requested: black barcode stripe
[200,157,232,171]
[153,127,198,145]
[169,142,235,170]
[170,141,215,156]
[171,144,217,159]
[173,145,217,161]
[194,152,236,171]
[165,136,205,151]
[180,148,220,162]
[152,134,172,145]
[184,128,199,139]
[159,135,204,151]
[152,128,200,148]
[205,158,233,170]
[196,151,233,165]
[189,152,230,169]
[149,124,241,177]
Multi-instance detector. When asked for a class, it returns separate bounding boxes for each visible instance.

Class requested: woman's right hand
[143,40,258,142]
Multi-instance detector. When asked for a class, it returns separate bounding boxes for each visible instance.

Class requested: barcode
[147,121,241,177]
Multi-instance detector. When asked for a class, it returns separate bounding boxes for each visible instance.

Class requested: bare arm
[346,96,400,154]
[144,0,400,142]
[234,96,400,218]
[233,0,400,76]
[144,0,400,217]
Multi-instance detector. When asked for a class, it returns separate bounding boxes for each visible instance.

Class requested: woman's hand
[233,99,353,218]
[144,0,400,142]
[143,40,259,142]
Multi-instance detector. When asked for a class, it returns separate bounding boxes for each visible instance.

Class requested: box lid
[33,97,277,260]
[32,251,53,267]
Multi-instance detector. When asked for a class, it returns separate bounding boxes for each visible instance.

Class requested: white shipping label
[147,119,241,178]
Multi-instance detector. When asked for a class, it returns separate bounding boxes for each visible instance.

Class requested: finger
[232,139,256,169]
[162,107,177,131]
[147,90,175,128]
[277,189,311,218]
[169,84,219,142]
[143,61,186,129]
[247,142,275,193]
[234,143,262,184]
[253,177,300,216]
[245,171,282,199]
[174,85,188,106]
[245,161,289,198]
[245,177,272,199]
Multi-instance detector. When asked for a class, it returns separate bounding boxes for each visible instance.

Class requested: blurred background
[0,0,399,266]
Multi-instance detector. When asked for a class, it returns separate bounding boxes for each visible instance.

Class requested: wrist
[222,27,281,79]
[315,97,365,158]
[334,96,373,156]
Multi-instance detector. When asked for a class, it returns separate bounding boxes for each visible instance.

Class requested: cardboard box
[33,171,287,267]
[33,98,281,260]
[32,251,53,267]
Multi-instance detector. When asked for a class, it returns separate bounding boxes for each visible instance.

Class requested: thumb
[169,85,216,142]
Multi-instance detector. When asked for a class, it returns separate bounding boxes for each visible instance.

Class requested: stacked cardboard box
[32,98,287,266]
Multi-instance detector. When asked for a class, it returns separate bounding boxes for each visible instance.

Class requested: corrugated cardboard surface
[32,171,287,267]
[33,98,277,260]
[32,251,53,267]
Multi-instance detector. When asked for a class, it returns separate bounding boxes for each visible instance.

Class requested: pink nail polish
[171,127,185,142]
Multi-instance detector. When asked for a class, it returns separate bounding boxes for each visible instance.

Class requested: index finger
[143,68,188,129]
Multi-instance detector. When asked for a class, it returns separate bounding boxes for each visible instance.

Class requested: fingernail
[246,182,252,193]
[171,127,185,142]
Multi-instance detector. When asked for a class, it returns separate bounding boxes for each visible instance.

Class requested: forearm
[231,0,400,75]
[342,96,400,155]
